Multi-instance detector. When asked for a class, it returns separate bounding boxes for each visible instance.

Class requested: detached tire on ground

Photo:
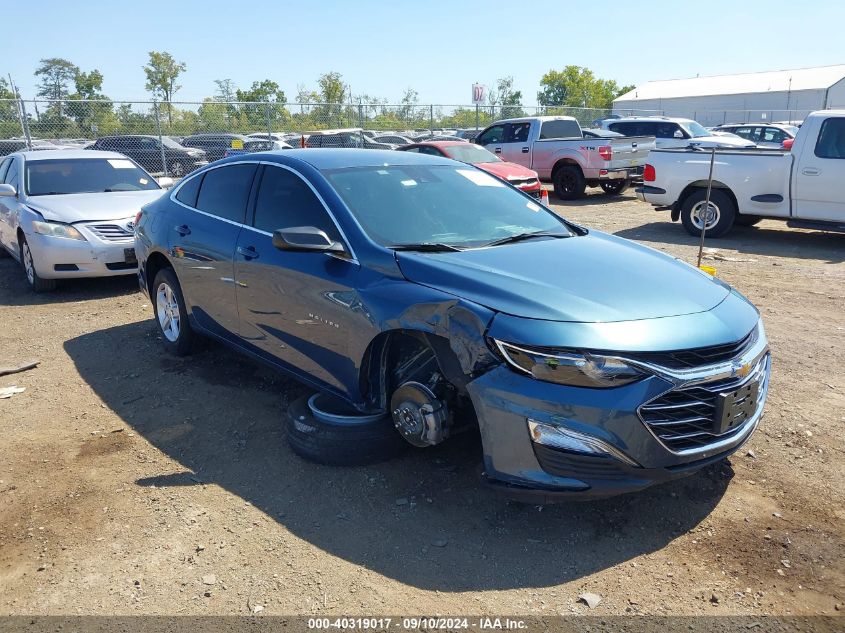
[680,189,736,238]
[599,179,630,195]
[286,393,407,466]
[552,165,587,201]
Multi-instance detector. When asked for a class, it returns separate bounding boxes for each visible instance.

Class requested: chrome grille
[639,355,769,452]
[87,223,134,242]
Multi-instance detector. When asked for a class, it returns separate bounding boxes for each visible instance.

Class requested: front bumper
[26,228,137,280]
[467,338,770,502]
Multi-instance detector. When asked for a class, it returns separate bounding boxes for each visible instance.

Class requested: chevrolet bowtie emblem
[732,361,752,378]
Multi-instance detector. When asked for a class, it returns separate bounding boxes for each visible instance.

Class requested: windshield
[682,121,713,138]
[322,165,572,248]
[442,144,500,164]
[26,158,160,195]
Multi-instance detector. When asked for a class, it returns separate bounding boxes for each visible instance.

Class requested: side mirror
[0,183,17,197]
[272,226,346,254]
[157,176,174,188]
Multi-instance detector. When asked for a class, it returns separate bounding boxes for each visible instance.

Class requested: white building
[613,65,845,126]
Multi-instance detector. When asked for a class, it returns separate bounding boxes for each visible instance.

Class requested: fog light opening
[528,419,639,467]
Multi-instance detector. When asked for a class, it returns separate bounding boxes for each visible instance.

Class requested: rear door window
[608,122,640,136]
[505,122,531,143]
[195,164,257,223]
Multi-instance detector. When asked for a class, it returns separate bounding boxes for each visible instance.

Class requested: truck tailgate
[608,136,654,169]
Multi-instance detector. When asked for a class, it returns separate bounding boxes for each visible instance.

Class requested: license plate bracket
[713,379,760,434]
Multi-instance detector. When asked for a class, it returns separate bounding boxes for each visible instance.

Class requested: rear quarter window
[539,119,581,139]
[175,173,203,207]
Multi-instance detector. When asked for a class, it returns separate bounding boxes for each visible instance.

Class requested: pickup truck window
[477,125,505,145]
[814,118,845,159]
[539,119,582,139]
[506,122,531,143]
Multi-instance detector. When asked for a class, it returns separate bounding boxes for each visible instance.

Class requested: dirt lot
[0,191,843,617]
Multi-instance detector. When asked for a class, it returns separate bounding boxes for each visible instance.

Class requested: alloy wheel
[156,282,181,342]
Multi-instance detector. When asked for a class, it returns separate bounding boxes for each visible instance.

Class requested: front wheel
[169,161,185,178]
[599,179,630,195]
[552,166,587,201]
[153,267,194,356]
[680,189,736,238]
[20,236,57,292]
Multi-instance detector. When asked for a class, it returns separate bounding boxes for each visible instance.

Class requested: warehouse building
[613,65,845,126]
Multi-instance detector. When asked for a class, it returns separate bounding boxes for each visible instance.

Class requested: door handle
[521,147,529,153]
[494,147,502,154]
[801,168,821,176]
[237,245,258,260]
[174,224,191,236]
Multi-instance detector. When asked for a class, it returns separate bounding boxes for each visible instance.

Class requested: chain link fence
[1,98,809,177]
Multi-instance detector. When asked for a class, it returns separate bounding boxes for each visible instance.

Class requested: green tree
[0,78,17,123]
[213,79,238,125]
[143,51,187,127]
[67,69,112,133]
[35,57,78,101]
[538,66,632,110]
[492,76,523,118]
[398,87,419,121]
[234,80,288,130]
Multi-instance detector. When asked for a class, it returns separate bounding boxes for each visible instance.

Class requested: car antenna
[696,147,717,271]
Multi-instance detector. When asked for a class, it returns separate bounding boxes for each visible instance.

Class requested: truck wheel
[552,166,587,200]
[680,189,736,238]
[286,393,407,466]
[735,215,762,227]
[599,179,630,195]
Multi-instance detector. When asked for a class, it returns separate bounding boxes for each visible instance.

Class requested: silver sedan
[0,149,168,292]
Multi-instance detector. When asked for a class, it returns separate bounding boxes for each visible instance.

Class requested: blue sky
[4,0,844,104]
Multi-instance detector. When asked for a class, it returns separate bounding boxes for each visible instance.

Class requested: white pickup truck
[475,116,654,200]
[639,110,845,237]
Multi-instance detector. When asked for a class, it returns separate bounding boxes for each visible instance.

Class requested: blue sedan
[134,149,770,501]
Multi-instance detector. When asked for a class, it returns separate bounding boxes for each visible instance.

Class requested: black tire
[680,189,736,238]
[552,165,587,200]
[599,179,630,195]
[152,267,194,356]
[19,236,57,292]
[735,215,762,227]
[286,394,407,466]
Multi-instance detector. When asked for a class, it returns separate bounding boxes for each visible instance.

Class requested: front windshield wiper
[483,230,571,248]
[389,242,464,252]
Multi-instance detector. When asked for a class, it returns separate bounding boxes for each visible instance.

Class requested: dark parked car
[89,135,207,177]
[305,129,395,150]
[182,133,263,162]
[135,149,770,502]
[0,139,28,157]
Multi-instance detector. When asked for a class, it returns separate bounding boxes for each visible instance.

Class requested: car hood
[690,135,755,148]
[395,231,731,323]
[24,190,165,223]
[477,161,538,181]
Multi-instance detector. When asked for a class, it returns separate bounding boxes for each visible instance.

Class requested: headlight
[32,220,87,241]
[494,340,645,388]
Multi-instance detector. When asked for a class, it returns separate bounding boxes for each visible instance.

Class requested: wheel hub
[390,381,448,447]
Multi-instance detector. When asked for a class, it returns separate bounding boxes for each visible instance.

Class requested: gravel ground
[0,190,843,617]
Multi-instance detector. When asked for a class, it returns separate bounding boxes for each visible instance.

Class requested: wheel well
[144,251,172,301]
[677,181,738,215]
[359,330,470,412]
[551,159,582,179]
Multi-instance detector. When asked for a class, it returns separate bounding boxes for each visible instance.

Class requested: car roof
[491,115,577,124]
[407,141,468,148]
[15,149,128,161]
[611,117,694,123]
[97,134,156,139]
[216,148,457,170]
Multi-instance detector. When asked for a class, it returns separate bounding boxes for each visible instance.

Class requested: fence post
[265,100,272,138]
[357,99,364,131]
[153,101,169,178]
[16,99,32,149]
[430,104,434,135]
